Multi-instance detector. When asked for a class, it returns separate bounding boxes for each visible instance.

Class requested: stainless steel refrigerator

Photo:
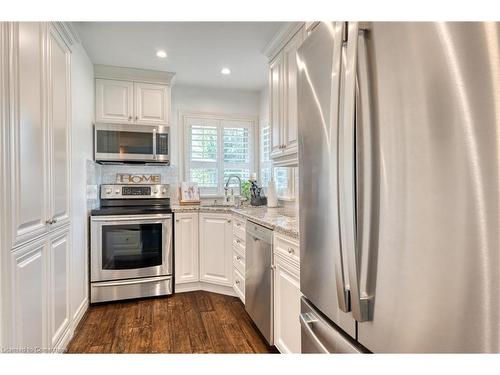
[298,22,500,353]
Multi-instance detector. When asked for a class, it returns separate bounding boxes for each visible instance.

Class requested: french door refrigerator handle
[341,22,372,322]
[330,21,351,313]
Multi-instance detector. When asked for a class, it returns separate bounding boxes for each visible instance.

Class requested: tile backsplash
[86,161,181,207]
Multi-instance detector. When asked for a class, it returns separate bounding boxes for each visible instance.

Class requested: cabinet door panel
[199,213,233,286]
[11,239,47,349]
[134,82,169,125]
[10,22,49,247]
[274,256,301,353]
[283,28,305,152]
[174,213,199,284]
[95,79,133,123]
[48,26,71,227]
[269,53,283,157]
[49,229,70,347]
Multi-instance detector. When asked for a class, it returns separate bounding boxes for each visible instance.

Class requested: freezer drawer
[300,297,365,353]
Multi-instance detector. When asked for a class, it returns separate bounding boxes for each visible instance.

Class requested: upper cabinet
[265,23,306,167]
[94,65,175,126]
[95,79,134,123]
[9,22,72,248]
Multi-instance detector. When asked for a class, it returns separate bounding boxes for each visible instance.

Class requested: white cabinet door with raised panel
[95,79,133,123]
[48,26,71,228]
[48,228,70,348]
[174,212,199,284]
[199,213,233,286]
[269,53,284,158]
[10,22,49,247]
[283,28,305,153]
[11,238,48,349]
[274,255,301,353]
[134,82,169,125]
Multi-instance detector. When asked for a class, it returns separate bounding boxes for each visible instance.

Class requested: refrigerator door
[297,22,356,338]
[353,22,500,352]
[300,297,364,353]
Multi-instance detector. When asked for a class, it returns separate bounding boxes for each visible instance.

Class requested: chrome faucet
[224,175,245,208]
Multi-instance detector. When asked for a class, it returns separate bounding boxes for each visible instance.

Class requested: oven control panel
[101,184,169,199]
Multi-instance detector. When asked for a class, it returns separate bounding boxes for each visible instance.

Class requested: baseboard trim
[175,282,236,297]
[73,298,89,330]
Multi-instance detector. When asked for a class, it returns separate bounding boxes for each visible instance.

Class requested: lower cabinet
[174,212,200,284]
[11,226,71,351]
[273,238,301,353]
[199,213,233,286]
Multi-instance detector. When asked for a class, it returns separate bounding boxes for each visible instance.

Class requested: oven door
[90,214,172,282]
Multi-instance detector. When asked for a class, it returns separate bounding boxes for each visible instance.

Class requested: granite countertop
[171,204,299,240]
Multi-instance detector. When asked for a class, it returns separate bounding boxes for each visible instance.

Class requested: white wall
[70,42,94,321]
[259,85,269,123]
[171,84,260,188]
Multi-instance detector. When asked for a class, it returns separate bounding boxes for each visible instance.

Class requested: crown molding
[262,22,304,60]
[51,22,81,47]
[94,64,176,85]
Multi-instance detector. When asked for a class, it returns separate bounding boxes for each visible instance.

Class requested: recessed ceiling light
[156,50,167,58]
[221,67,231,75]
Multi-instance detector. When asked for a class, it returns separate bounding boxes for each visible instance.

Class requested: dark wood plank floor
[66,291,276,354]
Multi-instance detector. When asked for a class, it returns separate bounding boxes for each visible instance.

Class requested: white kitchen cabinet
[48,228,70,348]
[48,25,71,229]
[273,232,301,354]
[199,213,233,287]
[9,22,49,247]
[274,253,301,353]
[268,25,306,166]
[95,78,170,125]
[134,82,170,125]
[11,237,48,349]
[174,212,200,284]
[9,23,72,247]
[95,79,134,124]
[5,22,74,352]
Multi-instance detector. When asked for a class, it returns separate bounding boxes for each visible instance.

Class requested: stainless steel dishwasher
[245,220,273,345]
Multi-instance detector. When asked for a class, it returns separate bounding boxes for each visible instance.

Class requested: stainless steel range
[90,184,173,303]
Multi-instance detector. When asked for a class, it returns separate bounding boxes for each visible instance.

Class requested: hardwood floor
[66,291,277,354]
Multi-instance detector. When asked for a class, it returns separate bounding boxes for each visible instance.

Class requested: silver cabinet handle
[342,22,372,322]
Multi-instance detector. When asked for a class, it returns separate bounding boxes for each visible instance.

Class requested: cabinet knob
[176,219,180,222]
[135,116,138,121]
[236,239,241,244]
[45,219,52,225]
[227,219,232,223]
[236,223,241,227]
[128,116,132,121]
[287,247,294,254]
[236,255,242,261]
[235,280,240,285]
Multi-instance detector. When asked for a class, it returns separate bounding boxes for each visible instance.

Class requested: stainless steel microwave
[94,123,170,164]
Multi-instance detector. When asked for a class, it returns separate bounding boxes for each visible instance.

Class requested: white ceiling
[74,22,285,91]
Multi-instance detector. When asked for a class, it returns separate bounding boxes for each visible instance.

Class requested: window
[184,114,256,196]
[260,124,272,189]
[259,123,295,200]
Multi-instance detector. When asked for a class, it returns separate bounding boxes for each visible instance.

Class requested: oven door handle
[93,276,172,287]
[91,214,172,222]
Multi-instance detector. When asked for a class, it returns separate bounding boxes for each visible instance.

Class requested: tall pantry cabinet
[1,22,73,351]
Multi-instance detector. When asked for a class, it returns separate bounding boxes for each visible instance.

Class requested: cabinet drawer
[274,233,300,267]
[233,251,245,275]
[233,268,245,303]
[232,216,246,240]
[232,236,245,257]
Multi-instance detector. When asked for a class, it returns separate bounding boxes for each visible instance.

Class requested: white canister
[267,178,279,208]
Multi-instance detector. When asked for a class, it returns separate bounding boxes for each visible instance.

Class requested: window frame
[181,112,258,198]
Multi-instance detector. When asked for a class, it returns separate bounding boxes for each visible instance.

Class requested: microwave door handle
[153,129,157,160]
